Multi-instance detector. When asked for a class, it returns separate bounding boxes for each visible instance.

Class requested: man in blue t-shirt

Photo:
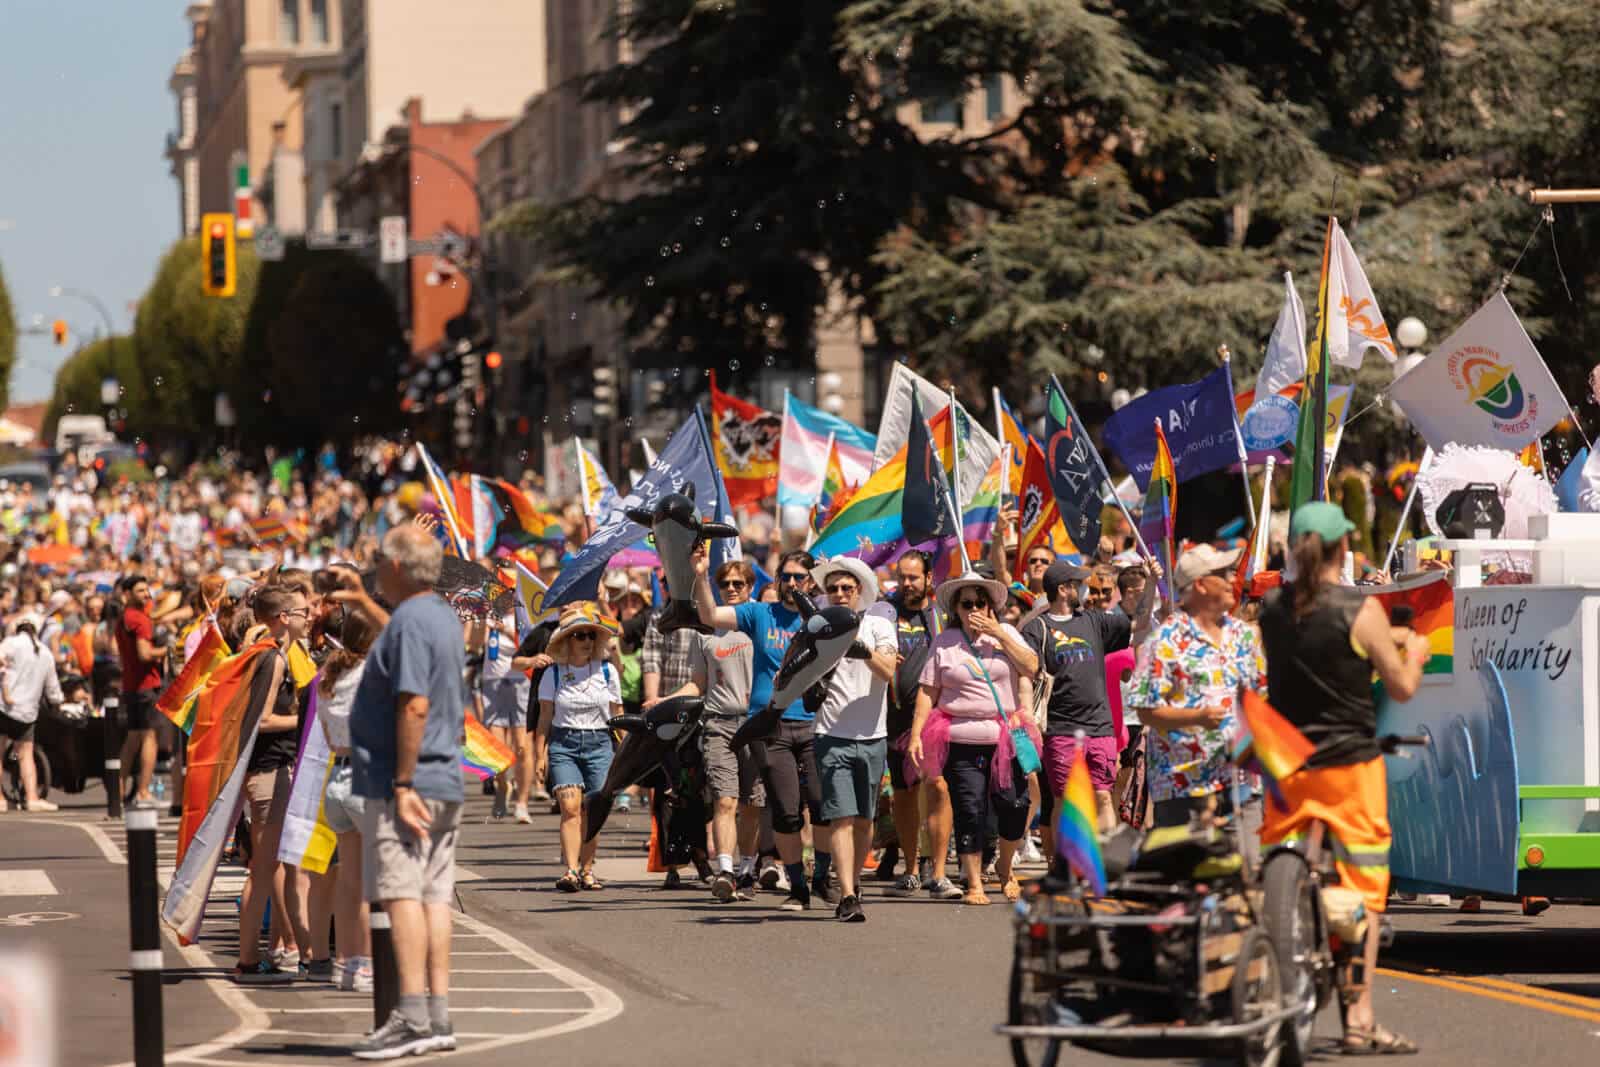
[694,547,832,911]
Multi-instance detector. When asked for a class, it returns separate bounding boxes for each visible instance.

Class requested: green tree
[42,335,136,441]
[0,262,16,413]
[506,0,1151,376]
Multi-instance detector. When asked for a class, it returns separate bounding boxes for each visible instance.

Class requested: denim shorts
[323,762,364,835]
[546,726,614,797]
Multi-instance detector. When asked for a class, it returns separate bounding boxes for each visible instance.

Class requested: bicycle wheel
[1231,928,1283,1067]
[1261,850,1318,1066]
[1007,948,1062,1067]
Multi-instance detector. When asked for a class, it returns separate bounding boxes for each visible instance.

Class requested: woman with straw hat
[906,571,1039,905]
[535,604,623,892]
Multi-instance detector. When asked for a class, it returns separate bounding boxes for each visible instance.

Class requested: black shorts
[118,690,158,731]
[0,713,35,744]
[887,744,911,791]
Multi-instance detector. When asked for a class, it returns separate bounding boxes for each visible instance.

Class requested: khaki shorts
[700,715,766,807]
[359,797,463,905]
[244,766,292,830]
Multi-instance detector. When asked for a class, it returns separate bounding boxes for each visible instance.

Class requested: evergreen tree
[0,262,15,413]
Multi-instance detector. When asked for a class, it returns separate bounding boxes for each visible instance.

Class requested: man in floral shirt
[1125,544,1267,858]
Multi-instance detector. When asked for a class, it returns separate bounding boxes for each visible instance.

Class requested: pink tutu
[900,709,1043,793]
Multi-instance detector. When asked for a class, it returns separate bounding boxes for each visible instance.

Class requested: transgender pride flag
[777,391,876,507]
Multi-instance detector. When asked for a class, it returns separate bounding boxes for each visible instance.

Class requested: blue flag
[1043,377,1107,552]
[1101,364,1244,491]
[545,410,725,610]
[901,391,958,550]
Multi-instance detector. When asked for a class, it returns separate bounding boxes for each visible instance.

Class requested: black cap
[1042,561,1091,600]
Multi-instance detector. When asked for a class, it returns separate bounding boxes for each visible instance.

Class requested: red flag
[709,371,781,507]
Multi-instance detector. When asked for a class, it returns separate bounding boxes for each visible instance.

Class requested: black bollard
[103,694,122,819]
[370,904,398,1027]
[125,806,164,1067]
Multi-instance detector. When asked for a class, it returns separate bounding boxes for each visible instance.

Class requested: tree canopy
[0,262,16,413]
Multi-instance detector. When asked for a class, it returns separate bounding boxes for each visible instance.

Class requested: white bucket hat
[809,557,879,609]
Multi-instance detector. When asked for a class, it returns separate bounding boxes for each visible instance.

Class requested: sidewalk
[1,788,621,1065]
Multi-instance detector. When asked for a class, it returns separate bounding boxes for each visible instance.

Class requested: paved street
[3,785,1599,1066]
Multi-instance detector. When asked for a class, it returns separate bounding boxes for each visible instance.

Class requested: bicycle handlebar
[1379,734,1429,754]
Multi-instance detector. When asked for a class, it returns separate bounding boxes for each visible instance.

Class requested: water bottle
[152,779,167,804]
[488,629,500,663]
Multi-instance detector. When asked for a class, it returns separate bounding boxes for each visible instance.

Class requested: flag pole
[1312,217,1335,501]
[1249,455,1276,577]
[1380,446,1434,576]
[948,387,967,512]
[1220,347,1257,521]
[1049,374,1154,562]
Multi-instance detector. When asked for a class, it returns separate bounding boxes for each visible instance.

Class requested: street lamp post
[51,286,116,341]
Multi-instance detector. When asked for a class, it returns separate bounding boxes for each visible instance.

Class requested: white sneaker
[271,947,300,972]
[1020,838,1044,864]
[339,956,374,993]
[25,799,58,812]
[513,804,532,824]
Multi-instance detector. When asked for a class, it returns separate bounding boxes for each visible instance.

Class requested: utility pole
[1530,189,1600,204]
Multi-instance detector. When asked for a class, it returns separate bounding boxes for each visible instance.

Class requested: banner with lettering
[1101,364,1244,491]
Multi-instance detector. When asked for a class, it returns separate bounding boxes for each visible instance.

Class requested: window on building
[310,0,329,43]
[985,75,1005,122]
[280,0,300,44]
[908,73,963,127]
[330,101,343,158]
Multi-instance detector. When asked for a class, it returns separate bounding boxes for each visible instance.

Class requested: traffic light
[485,350,502,371]
[201,213,236,297]
[51,320,67,346]
[593,366,617,420]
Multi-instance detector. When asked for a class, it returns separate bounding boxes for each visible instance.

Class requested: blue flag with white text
[1101,364,1243,491]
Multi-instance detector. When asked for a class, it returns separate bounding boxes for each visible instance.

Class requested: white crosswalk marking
[0,869,58,896]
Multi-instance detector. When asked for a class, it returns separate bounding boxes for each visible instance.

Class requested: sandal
[1341,1024,1418,1055]
[1459,896,1481,913]
[1002,877,1022,902]
[580,868,605,891]
[555,869,581,894]
[962,889,992,906]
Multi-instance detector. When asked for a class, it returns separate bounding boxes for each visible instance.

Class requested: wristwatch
[392,780,414,791]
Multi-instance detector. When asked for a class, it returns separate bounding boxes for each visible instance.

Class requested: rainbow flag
[155,621,229,735]
[1139,420,1176,599]
[962,455,1003,561]
[1368,573,1453,674]
[993,389,1031,496]
[810,434,848,535]
[415,442,471,558]
[462,714,515,780]
[1233,690,1316,807]
[1054,744,1107,895]
[811,443,909,567]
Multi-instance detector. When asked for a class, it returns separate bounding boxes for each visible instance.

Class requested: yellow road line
[1379,967,1600,1024]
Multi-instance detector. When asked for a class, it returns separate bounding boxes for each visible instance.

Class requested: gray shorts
[815,735,888,823]
[358,796,463,905]
[322,762,364,835]
[700,714,766,807]
[480,678,530,729]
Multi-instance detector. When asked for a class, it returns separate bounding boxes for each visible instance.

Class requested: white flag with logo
[1386,291,1568,451]
[1326,220,1398,369]
[1255,271,1308,398]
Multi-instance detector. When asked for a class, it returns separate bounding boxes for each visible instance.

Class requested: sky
[0,1,188,404]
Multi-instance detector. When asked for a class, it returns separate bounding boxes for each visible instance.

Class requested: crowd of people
[0,447,1427,1056]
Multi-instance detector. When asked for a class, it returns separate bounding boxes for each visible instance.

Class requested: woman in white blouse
[0,616,64,812]
[535,605,622,893]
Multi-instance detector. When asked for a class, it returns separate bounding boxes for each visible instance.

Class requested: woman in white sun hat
[906,571,1039,905]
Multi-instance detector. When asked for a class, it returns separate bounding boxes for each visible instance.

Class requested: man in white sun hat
[807,557,897,922]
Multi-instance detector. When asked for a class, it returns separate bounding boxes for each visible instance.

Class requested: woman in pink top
[907,573,1040,905]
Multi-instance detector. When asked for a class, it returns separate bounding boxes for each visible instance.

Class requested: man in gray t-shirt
[339,525,468,1058]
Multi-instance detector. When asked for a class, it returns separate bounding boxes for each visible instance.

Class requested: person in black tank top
[1258,503,1430,1055]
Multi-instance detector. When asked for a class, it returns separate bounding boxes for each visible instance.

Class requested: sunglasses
[825,582,857,595]
[572,632,597,643]
[778,572,808,583]
[956,598,988,611]
[718,579,748,590]
[1027,557,1053,567]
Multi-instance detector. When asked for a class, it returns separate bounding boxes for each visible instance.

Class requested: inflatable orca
[624,482,739,634]
[584,695,707,841]
[729,592,869,750]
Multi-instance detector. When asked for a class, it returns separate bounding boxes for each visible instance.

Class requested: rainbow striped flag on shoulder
[1138,419,1177,600]
[462,714,516,780]
[1233,690,1316,808]
[155,620,229,735]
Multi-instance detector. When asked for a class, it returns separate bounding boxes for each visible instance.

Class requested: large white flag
[1327,220,1398,369]
[1387,291,1568,451]
[873,362,1000,505]
[1257,271,1307,397]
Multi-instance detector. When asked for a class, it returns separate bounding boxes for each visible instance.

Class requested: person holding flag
[1257,502,1429,1055]
[1123,545,1266,855]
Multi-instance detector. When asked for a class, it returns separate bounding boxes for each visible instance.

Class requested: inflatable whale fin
[609,714,651,734]
[793,591,818,620]
[845,640,872,660]
[623,504,653,526]
[699,521,741,540]
[682,481,696,502]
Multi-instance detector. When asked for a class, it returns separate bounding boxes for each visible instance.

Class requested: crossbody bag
[960,632,1041,776]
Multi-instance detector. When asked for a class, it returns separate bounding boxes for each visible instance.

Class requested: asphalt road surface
[4,785,1599,1066]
